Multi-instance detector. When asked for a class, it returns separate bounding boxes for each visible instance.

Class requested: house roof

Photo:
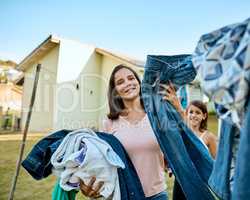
[95,48,145,68]
[17,35,145,72]
[17,35,60,71]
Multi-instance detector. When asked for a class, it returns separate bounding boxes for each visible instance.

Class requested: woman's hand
[167,168,173,178]
[159,82,180,109]
[164,158,173,178]
[80,177,104,198]
[159,82,186,120]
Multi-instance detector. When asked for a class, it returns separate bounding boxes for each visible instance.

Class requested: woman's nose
[190,114,195,118]
[124,79,132,87]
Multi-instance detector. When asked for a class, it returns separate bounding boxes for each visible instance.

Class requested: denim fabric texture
[173,180,186,200]
[232,94,250,200]
[145,191,168,200]
[142,55,215,200]
[22,130,146,200]
[178,86,188,109]
[208,117,238,200]
[21,129,71,180]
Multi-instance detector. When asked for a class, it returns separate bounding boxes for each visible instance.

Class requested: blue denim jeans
[209,101,250,200]
[231,96,250,200]
[22,129,71,180]
[208,117,238,200]
[208,104,241,200]
[142,55,215,200]
[145,191,168,200]
[173,180,186,200]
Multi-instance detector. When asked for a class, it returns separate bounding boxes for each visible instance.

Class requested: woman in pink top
[80,64,168,200]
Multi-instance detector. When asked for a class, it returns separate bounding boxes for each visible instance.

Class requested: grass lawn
[0,115,218,200]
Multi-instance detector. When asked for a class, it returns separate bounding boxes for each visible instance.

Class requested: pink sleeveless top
[101,114,166,197]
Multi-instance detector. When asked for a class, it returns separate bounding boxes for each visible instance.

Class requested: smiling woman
[80,64,168,200]
[161,83,217,200]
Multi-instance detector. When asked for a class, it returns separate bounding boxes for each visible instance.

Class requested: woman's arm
[100,118,113,133]
[207,132,218,159]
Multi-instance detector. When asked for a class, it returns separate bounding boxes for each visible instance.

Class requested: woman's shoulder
[101,117,120,134]
[204,130,218,143]
[102,117,112,124]
[101,117,113,132]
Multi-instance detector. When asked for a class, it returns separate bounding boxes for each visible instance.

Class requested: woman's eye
[116,80,124,85]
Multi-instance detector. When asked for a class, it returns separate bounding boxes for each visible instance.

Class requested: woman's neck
[122,97,145,118]
[190,125,203,136]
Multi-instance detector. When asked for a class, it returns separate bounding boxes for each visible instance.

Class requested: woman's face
[114,68,140,101]
[186,105,206,128]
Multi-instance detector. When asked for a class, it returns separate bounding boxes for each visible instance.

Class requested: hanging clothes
[142,54,215,200]
[192,17,250,200]
[192,17,250,127]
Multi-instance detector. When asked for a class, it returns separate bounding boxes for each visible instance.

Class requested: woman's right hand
[159,82,186,120]
[159,82,180,109]
[80,177,104,198]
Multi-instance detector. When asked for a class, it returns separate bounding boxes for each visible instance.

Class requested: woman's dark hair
[107,64,144,120]
[187,100,208,132]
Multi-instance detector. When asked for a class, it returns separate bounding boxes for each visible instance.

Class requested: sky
[1,0,250,63]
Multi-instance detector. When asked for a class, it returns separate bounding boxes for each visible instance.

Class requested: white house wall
[56,39,95,83]
[54,51,102,130]
[21,46,59,132]
[98,56,121,128]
